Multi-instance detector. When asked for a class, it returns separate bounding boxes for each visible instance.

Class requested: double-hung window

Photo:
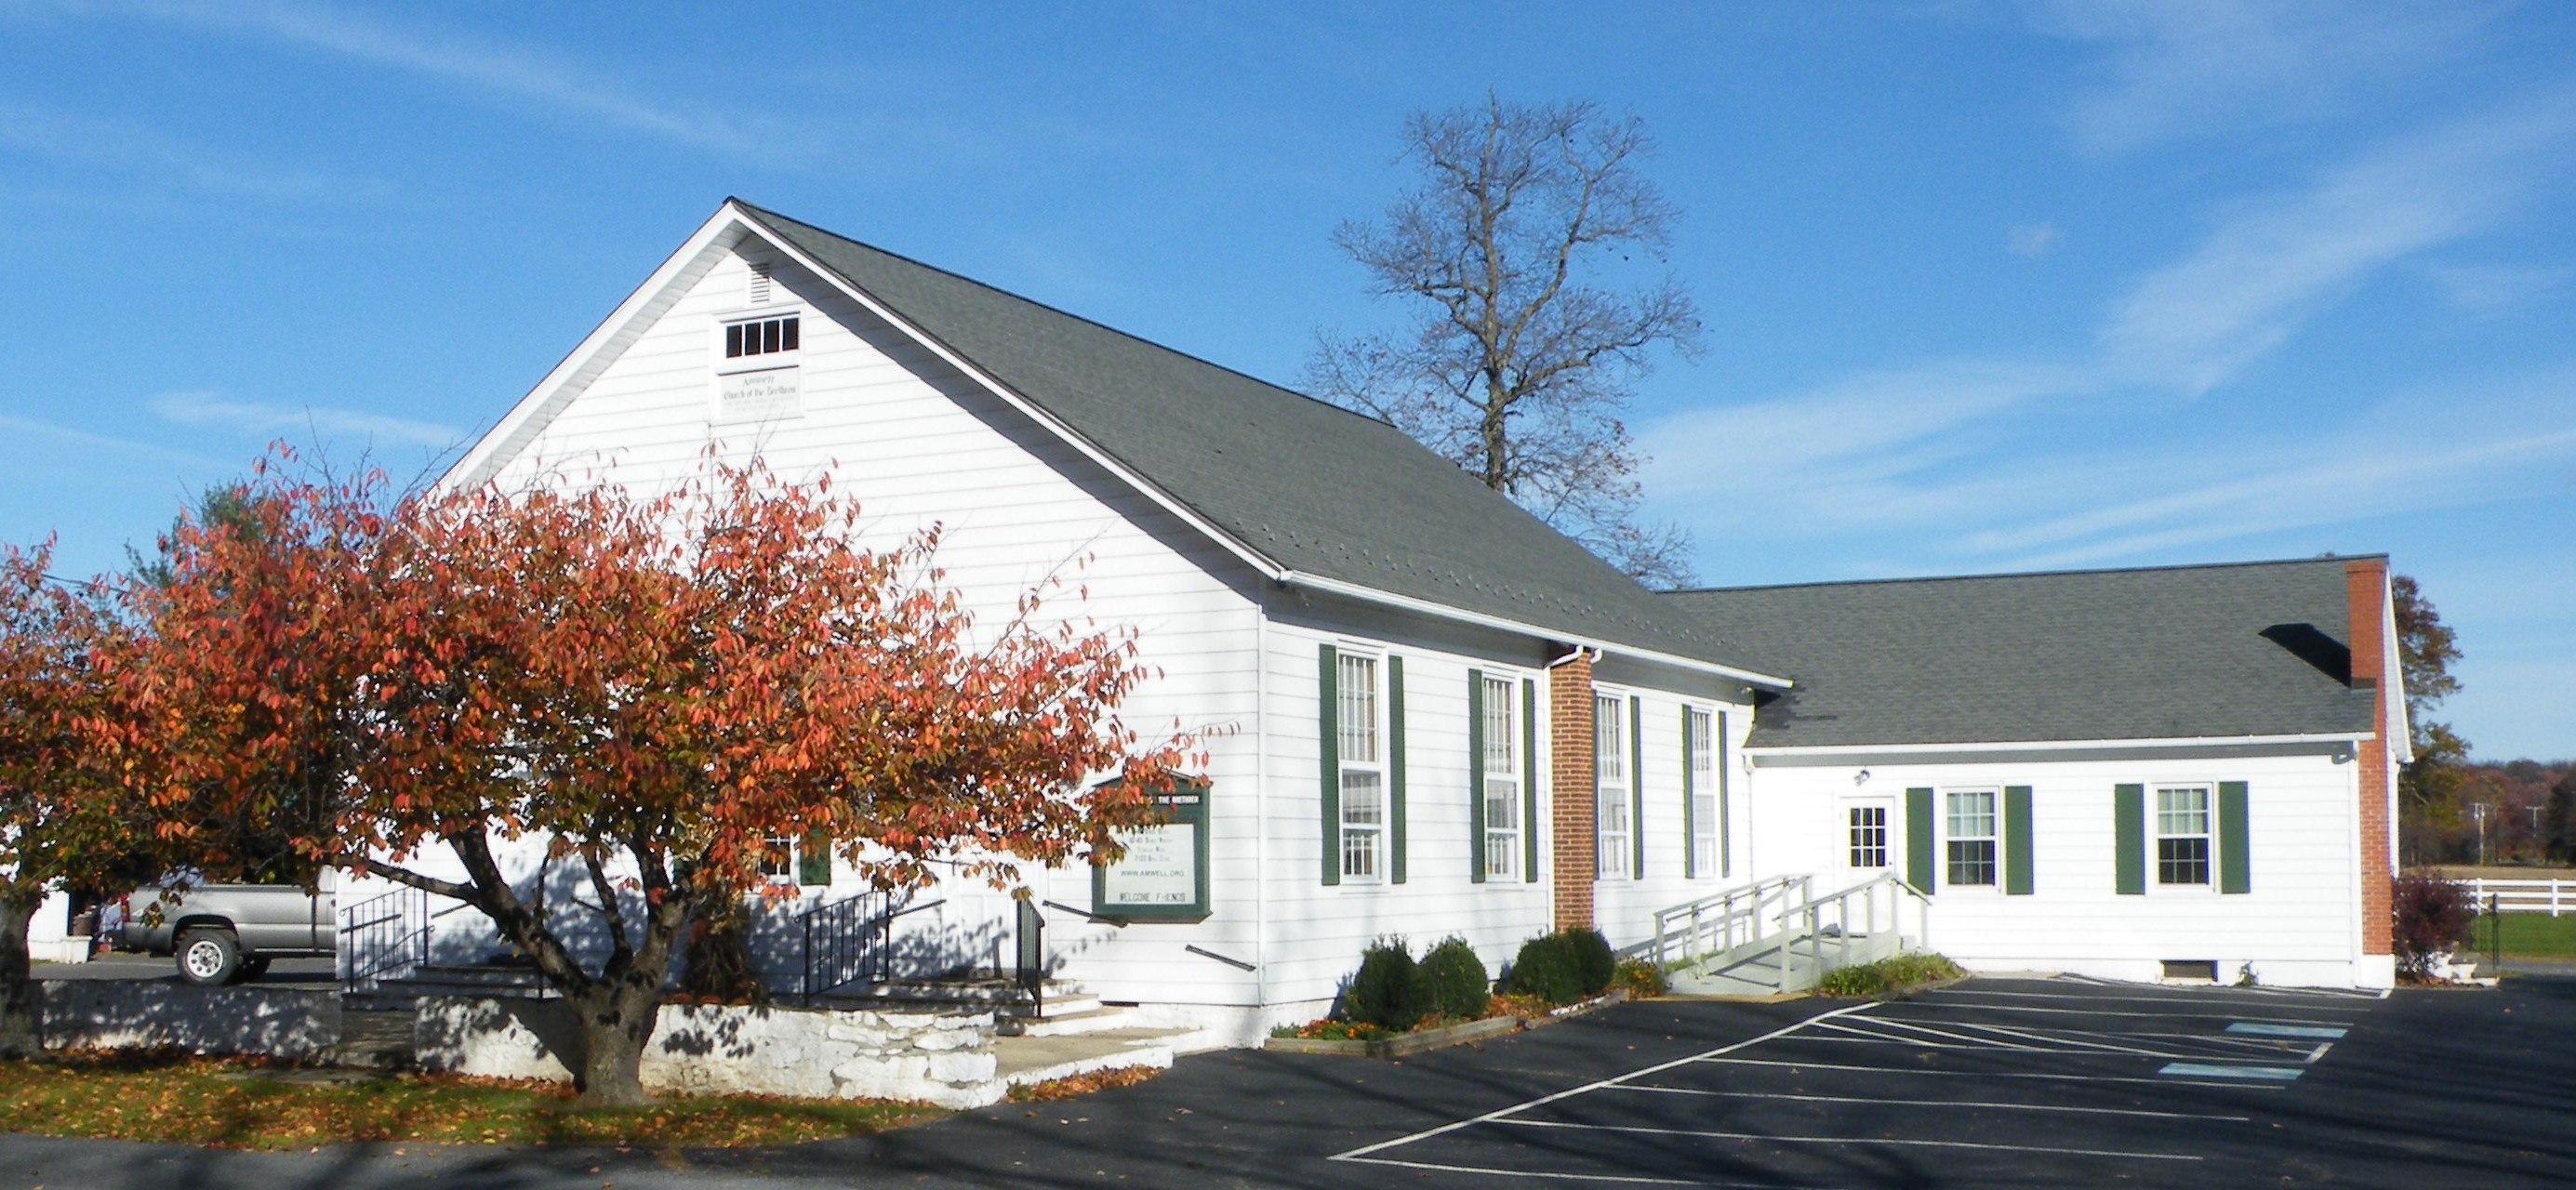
[1687,707,1719,877]
[2158,786,2212,886]
[1945,789,1998,888]
[1481,674,1521,881]
[1336,653,1386,881]
[1595,694,1631,879]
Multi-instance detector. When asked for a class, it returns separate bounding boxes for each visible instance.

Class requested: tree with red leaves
[0,543,136,1057]
[126,453,1192,1104]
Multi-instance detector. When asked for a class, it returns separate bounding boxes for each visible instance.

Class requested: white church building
[430,200,2406,1046]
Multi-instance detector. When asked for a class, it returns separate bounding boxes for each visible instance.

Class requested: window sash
[1945,789,1998,887]
[1688,708,1718,875]
[1336,654,1384,880]
[1481,675,1520,880]
[1849,805,1890,869]
[2156,786,2212,886]
[1596,695,1630,879]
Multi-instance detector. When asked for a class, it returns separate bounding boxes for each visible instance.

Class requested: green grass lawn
[2474,913,2576,959]
[0,1053,946,1149]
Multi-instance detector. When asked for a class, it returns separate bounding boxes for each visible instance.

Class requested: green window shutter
[1905,787,1936,894]
[1389,654,1407,885]
[1716,711,1732,879]
[1521,678,1540,883]
[1680,707,1696,879]
[2218,781,2251,894]
[798,829,832,887]
[2114,784,2145,895]
[1628,695,1645,880]
[1467,669,1487,884]
[2003,787,2034,896]
[1318,643,1340,886]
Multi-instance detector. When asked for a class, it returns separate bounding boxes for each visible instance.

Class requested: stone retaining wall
[414,997,1004,1109]
[39,981,340,1060]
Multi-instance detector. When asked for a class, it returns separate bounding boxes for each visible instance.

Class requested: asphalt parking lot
[1,972,2571,1188]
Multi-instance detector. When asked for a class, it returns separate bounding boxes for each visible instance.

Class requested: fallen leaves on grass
[0,1052,946,1149]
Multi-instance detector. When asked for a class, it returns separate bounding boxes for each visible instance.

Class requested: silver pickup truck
[119,875,337,985]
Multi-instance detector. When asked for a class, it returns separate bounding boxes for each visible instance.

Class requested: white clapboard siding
[478,247,1268,1006]
[1749,752,2368,986]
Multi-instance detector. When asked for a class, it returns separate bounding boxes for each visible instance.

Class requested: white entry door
[1839,799,1894,886]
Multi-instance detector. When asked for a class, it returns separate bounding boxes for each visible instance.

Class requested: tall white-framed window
[1687,707,1719,876]
[2157,785,2213,887]
[1595,694,1631,879]
[1945,788,1998,888]
[1337,651,1386,881]
[1481,673,1521,881]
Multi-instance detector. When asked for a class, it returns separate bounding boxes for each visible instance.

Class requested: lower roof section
[1662,556,2383,750]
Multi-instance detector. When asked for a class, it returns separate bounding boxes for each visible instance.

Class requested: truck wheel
[176,928,242,986]
[239,957,272,981]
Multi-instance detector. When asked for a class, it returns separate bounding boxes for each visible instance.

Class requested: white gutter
[1746,731,2371,759]
[1279,570,1792,689]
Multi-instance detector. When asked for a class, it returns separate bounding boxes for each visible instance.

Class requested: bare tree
[1308,95,1704,587]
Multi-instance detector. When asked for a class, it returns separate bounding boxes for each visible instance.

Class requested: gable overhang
[448,200,1789,689]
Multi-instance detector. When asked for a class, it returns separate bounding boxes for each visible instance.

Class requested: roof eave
[1744,730,2373,761]
[1282,569,1793,688]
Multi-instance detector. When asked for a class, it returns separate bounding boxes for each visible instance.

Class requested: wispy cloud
[0,412,231,469]
[2422,261,2572,312]
[150,391,462,449]
[2029,0,2486,156]
[2101,91,2576,390]
[0,99,390,202]
[50,0,765,154]
[2006,223,2061,257]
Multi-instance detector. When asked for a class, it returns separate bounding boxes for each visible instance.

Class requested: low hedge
[1415,936,1491,1021]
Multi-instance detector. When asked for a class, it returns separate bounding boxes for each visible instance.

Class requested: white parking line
[1496,1117,2201,1161]
[1333,1156,1827,1188]
[1604,1085,2252,1121]
[1329,1001,1879,1163]
[1879,1001,2357,1025]
[1695,1055,2289,1090]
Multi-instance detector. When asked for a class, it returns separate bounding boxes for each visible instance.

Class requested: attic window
[725,315,799,360]
[748,261,773,304]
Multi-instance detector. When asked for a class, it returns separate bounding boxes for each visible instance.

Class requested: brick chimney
[2345,558,2395,959]
[1548,651,1597,932]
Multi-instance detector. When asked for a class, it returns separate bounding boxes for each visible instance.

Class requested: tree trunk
[0,895,42,1060]
[569,974,663,1106]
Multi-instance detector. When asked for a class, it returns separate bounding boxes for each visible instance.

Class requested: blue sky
[0,2,2569,758]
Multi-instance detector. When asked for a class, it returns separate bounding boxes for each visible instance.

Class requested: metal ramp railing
[1648,873,1932,996]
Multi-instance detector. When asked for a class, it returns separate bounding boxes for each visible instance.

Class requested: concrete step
[993,1027,1187,1087]
[996,1004,1137,1038]
[332,1009,417,1069]
[825,978,1088,1014]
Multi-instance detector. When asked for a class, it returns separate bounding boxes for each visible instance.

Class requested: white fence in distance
[2460,879,2576,917]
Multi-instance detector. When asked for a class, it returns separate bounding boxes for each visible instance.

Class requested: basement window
[2160,959,2220,983]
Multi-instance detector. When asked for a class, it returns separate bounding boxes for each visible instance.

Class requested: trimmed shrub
[1344,938,1426,1030]
[1506,932,1584,1006]
[1567,927,1616,996]
[2393,871,2476,979]
[1414,936,1492,1021]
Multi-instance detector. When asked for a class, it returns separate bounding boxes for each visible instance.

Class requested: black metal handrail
[798,890,896,1005]
[340,885,429,993]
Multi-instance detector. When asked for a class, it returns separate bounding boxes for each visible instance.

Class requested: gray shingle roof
[1659,558,2382,748]
[737,202,1778,678]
